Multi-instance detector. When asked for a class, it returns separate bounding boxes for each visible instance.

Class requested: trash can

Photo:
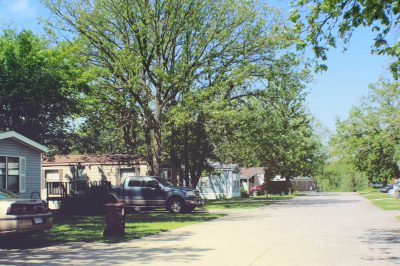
[103,203,125,237]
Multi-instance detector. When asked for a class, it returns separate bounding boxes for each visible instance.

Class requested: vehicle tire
[167,198,185,213]
[252,190,259,197]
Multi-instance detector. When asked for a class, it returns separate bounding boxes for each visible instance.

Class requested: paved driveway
[1,193,400,266]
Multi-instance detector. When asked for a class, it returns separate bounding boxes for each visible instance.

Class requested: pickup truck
[105,176,203,213]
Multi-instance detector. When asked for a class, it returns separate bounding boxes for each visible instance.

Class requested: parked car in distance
[380,185,392,193]
[249,185,264,196]
[106,176,203,213]
[371,182,383,188]
[0,189,53,235]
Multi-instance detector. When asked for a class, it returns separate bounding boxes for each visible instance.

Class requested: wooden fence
[46,181,111,200]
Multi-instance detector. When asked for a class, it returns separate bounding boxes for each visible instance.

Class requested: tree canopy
[44,0,307,177]
[330,79,400,185]
[0,29,90,152]
[291,0,400,77]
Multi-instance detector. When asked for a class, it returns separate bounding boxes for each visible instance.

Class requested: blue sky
[0,0,392,133]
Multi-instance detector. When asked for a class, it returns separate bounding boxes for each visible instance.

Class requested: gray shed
[0,131,48,198]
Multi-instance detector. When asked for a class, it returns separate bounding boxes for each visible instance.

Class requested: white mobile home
[197,163,241,199]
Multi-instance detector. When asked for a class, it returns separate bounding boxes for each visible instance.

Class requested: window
[128,179,142,187]
[144,180,159,188]
[0,156,25,193]
[160,168,172,183]
[200,177,209,187]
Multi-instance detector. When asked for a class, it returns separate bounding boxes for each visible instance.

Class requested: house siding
[197,169,241,199]
[42,164,148,186]
[0,138,41,198]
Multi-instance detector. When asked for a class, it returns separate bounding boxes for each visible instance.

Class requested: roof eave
[0,131,48,153]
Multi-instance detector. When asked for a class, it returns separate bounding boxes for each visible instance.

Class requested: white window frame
[0,155,26,193]
[160,168,173,183]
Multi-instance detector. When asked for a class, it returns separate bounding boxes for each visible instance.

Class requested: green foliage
[44,0,304,176]
[291,0,400,78]
[0,29,90,152]
[315,158,368,192]
[330,80,400,184]
[212,63,325,181]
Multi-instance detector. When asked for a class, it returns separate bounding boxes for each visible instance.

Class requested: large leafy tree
[331,80,400,184]
[212,57,325,188]
[44,0,300,175]
[0,29,90,152]
[291,0,400,76]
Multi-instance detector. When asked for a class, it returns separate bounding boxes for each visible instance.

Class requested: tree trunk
[152,95,162,177]
[285,176,292,194]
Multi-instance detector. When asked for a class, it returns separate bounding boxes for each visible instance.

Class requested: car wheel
[168,198,184,213]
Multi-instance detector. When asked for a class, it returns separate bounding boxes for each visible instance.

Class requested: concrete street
[1,193,400,266]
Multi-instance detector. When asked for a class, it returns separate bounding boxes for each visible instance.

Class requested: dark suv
[106,176,203,213]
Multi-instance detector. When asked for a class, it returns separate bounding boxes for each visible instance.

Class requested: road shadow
[359,228,400,264]
[0,232,213,265]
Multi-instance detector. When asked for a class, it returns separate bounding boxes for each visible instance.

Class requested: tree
[211,58,325,190]
[44,0,300,175]
[0,29,90,152]
[291,0,400,77]
[330,79,400,184]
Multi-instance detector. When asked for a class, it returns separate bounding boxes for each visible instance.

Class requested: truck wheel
[168,198,184,213]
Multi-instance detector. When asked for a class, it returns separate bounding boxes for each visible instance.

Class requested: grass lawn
[359,189,400,211]
[0,211,224,249]
[203,193,300,210]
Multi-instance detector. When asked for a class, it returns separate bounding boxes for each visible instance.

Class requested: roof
[240,167,265,178]
[43,154,145,166]
[209,162,240,171]
[0,131,48,153]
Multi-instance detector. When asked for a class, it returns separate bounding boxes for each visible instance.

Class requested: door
[142,179,165,206]
[124,177,144,205]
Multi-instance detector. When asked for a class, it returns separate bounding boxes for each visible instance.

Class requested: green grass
[203,193,300,210]
[360,189,400,211]
[0,211,224,248]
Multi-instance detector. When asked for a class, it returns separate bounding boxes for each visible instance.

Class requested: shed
[292,176,317,191]
[197,163,241,199]
[0,131,48,198]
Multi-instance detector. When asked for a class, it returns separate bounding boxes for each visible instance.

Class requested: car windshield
[155,177,173,187]
[0,189,20,199]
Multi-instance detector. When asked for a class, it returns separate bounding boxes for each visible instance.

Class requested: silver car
[0,189,53,235]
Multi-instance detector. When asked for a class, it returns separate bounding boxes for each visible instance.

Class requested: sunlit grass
[360,189,400,211]
[0,211,225,248]
[203,193,300,210]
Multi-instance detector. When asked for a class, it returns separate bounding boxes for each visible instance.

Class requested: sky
[0,0,393,133]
